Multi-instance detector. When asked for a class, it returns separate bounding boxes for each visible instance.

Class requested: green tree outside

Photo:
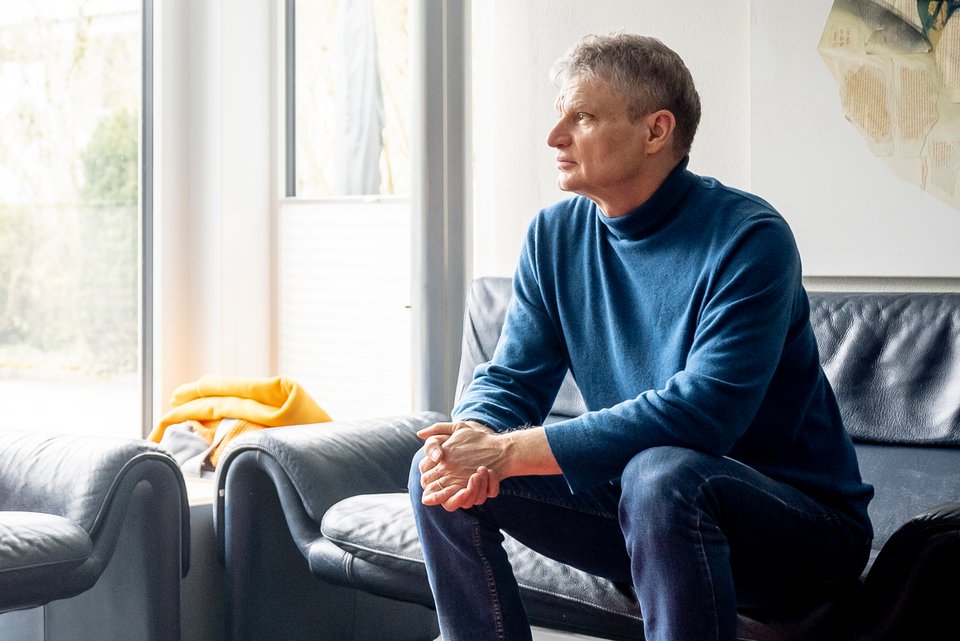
[77,109,140,374]
[0,6,140,379]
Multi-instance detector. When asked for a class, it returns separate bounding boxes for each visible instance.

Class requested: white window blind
[278,199,412,420]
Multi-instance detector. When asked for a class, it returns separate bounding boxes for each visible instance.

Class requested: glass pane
[0,0,142,438]
[294,0,409,197]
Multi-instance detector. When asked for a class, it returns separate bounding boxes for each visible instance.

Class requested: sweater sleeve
[452,218,569,431]
[545,215,804,492]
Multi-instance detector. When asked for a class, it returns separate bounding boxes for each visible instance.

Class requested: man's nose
[547,121,569,148]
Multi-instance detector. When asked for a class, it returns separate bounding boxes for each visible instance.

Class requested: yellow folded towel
[148,375,331,468]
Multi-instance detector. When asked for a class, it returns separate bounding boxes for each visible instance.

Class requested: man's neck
[596,154,685,218]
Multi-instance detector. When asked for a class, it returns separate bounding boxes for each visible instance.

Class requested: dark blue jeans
[409,445,870,641]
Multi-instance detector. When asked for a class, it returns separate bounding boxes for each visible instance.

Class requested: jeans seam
[695,508,720,641]
[473,521,507,641]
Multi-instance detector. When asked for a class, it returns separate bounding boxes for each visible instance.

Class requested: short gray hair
[551,33,701,154]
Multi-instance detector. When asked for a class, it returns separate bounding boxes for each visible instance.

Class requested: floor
[435,628,606,641]
[530,629,607,640]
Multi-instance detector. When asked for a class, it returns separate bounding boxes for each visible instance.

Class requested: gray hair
[551,33,702,154]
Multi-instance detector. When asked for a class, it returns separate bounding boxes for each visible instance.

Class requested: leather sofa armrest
[0,431,187,549]
[214,412,447,641]
[214,411,447,555]
[854,500,960,638]
[0,430,190,615]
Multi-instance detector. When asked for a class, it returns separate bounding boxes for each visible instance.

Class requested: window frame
[141,0,155,436]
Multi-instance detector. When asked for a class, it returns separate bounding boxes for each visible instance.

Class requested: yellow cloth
[148,375,331,468]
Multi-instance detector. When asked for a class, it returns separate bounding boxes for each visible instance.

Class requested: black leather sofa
[216,277,960,641]
[0,430,190,640]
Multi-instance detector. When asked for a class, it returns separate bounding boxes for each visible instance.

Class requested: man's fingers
[429,468,495,511]
[417,420,492,441]
[485,467,500,498]
[448,473,483,509]
[471,469,489,505]
[423,434,448,463]
[418,454,433,475]
[419,462,447,490]
[443,488,473,511]
[419,447,447,488]
[421,482,460,507]
[416,422,458,440]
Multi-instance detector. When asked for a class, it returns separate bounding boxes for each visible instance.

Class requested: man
[409,33,873,641]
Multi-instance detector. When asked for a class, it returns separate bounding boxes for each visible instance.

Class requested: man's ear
[644,110,677,155]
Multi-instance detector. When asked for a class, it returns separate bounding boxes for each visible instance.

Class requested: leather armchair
[0,430,189,640]
[214,415,443,641]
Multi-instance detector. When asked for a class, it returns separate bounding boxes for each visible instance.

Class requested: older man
[410,33,873,641]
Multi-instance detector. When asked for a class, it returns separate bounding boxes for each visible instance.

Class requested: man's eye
[576,113,589,122]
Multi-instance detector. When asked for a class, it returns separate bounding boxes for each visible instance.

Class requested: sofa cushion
[456,277,587,422]
[321,493,645,640]
[855,444,960,548]
[0,511,92,579]
[0,511,98,607]
[321,492,861,641]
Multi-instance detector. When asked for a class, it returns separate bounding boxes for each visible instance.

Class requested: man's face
[547,78,650,214]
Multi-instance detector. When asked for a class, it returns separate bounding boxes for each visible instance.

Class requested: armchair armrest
[0,430,180,532]
[214,412,446,641]
[214,411,446,553]
[0,430,189,617]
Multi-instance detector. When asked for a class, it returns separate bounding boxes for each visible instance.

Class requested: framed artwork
[751,0,960,276]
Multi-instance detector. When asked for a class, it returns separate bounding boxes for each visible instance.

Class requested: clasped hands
[418,420,505,512]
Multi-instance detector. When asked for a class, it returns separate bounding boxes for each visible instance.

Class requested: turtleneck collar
[596,156,697,241]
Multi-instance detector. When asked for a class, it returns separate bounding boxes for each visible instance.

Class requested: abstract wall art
[751,0,960,276]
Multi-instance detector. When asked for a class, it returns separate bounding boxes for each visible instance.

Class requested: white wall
[471,0,751,277]
[153,0,275,417]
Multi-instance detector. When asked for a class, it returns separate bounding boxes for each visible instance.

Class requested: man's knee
[622,445,713,489]
[619,446,718,524]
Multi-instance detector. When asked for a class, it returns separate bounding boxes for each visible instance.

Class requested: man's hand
[418,421,502,511]
[417,421,561,512]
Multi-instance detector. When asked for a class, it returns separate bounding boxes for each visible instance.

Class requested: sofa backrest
[455,277,587,421]
[455,278,960,546]
[809,292,960,446]
[810,292,960,546]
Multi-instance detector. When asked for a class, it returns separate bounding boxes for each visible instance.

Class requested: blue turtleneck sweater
[453,159,873,529]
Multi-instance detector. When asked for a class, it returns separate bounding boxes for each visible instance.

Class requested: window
[290,0,409,198]
[278,0,413,420]
[0,0,148,438]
